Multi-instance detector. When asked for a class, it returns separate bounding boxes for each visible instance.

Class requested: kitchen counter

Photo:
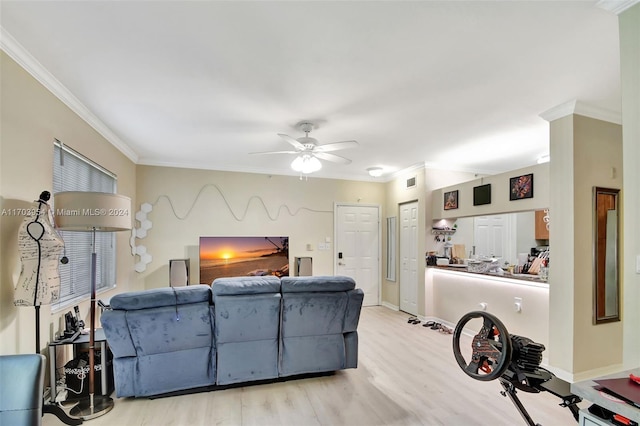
[429,265,549,287]
[426,267,550,349]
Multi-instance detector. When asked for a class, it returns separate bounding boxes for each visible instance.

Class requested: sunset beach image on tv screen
[199,236,289,284]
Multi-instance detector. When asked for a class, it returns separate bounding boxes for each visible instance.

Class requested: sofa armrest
[101,310,136,358]
[344,288,364,332]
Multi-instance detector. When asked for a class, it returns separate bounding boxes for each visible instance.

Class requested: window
[52,141,117,309]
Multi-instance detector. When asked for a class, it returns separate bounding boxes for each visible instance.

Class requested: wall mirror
[593,186,620,324]
[386,217,397,281]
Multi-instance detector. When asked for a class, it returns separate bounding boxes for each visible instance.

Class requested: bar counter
[425,266,550,350]
[429,264,549,286]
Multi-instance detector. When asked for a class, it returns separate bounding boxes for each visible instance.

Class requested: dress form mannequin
[15,195,83,425]
[14,191,64,307]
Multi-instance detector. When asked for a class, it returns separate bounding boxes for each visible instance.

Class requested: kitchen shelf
[431,229,456,236]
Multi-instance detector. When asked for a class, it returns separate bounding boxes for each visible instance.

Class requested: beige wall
[548,113,623,380]
[382,166,425,310]
[133,165,385,289]
[0,52,137,355]
[382,166,475,313]
[431,163,549,220]
[572,115,623,374]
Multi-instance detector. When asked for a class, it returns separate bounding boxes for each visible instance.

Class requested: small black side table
[48,329,110,402]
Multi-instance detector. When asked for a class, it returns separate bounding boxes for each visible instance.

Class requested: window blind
[52,141,117,308]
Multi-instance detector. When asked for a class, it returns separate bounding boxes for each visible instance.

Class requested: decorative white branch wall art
[130,183,332,273]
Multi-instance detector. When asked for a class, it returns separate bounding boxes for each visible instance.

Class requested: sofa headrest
[281,276,356,293]
[212,276,281,296]
[110,285,213,310]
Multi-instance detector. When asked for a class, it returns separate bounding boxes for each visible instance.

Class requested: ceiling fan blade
[278,133,305,150]
[314,140,359,152]
[249,150,298,155]
[314,152,352,164]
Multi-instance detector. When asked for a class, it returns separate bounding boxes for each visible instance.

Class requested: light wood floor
[44,306,581,426]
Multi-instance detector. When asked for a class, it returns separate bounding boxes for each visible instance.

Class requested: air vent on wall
[406,176,416,189]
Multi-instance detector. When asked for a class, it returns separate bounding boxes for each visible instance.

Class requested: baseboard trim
[381,301,399,311]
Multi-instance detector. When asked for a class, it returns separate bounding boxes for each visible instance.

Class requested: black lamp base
[69,394,114,420]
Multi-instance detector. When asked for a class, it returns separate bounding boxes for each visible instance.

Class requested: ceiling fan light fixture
[367,167,384,177]
[291,154,322,174]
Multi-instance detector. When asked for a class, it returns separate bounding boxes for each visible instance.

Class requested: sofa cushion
[281,292,348,337]
[214,293,281,343]
[280,334,345,376]
[133,348,215,397]
[213,277,281,385]
[212,276,281,296]
[110,285,212,310]
[281,276,355,293]
[125,302,214,356]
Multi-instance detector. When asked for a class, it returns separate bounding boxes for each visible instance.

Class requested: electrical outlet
[514,297,522,312]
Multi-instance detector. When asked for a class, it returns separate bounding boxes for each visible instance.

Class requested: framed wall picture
[510,173,534,200]
[444,190,458,210]
[473,184,491,206]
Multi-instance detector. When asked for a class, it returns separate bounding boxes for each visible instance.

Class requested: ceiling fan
[251,122,359,173]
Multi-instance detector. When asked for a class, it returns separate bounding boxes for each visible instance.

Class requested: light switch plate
[636,254,640,274]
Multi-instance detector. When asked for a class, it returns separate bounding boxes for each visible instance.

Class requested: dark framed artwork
[444,190,458,210]
[473,184,491,206]
[509,173,534,201]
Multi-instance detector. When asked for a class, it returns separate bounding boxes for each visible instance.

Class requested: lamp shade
[54,192,132,231]
[291,155,322,174]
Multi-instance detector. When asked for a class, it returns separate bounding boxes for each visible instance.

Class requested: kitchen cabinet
[535,209,549,240]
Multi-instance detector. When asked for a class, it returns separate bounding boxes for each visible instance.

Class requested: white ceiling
[1,1,622,181]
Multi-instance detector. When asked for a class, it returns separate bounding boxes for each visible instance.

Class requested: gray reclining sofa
[101,275,364,397]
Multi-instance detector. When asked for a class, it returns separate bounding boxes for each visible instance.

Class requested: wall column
[542,103,623,380]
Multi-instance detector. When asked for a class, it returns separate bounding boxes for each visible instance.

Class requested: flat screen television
[473,184,492,206]
[199,236,289,284]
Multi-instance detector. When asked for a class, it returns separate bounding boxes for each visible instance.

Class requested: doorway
[335,204,380,306]
[473,214,514,260]
[399,201,418,315]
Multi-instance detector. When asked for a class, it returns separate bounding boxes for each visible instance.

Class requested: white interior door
[335,204,380,306]
[399,201,418,315]
[473,215,513,261]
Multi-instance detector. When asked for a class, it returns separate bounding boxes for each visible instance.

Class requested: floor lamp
[54,191,131,420]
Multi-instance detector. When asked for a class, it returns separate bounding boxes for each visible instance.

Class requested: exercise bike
[452,311,582,426]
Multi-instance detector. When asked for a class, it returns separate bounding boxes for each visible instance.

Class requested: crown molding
[0,26,139,163]
[423,161,500,176]
[386,162,425,181]
[539,99,622,124]
[137,157,388,183]
[596,0,640,15]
